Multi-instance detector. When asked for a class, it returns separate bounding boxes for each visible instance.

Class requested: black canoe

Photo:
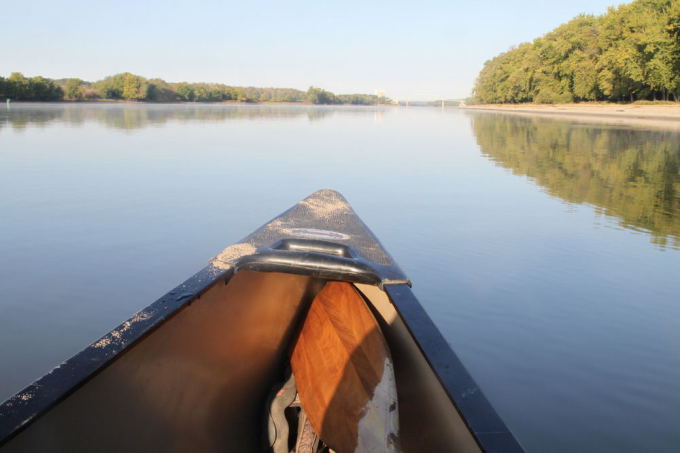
[0,189,524,453]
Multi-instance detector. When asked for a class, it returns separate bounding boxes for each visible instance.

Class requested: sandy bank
[461,103,680,130]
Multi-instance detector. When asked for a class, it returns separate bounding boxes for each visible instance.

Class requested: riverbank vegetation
[473,0,680,104]
[0,73,63,101]
[0,72,390,105]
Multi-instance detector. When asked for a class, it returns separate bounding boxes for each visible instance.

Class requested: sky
[1,0,627,100]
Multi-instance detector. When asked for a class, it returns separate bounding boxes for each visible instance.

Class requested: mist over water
[1,103,679,452]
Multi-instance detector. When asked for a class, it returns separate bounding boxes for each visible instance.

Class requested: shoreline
[460,103,680,129]
[4,99,395,107]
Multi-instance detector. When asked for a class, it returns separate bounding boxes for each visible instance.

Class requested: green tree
[65,78,83,100]
[0,76,7,100]
[7,72,28,99]
[147,78,177,102]
[28,76,63,100]
[306,87,338,104]
[94,74,124,99]
[1,73,62,101]
[473,0,680,103]
[121,73,148,100]
[93,73,149,100]
[176,84,195,101]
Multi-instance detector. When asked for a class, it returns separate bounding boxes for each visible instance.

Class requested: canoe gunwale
[0,238,397,446]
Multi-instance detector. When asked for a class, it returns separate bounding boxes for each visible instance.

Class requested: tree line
[0,72,390,105]
[0,73,64,101]
[473,0,680,103]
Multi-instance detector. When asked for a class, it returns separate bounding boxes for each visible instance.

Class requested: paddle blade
[291,281,399,453]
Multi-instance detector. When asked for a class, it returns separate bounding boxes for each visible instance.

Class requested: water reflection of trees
[0,103,383,131]
[470,113,680,249]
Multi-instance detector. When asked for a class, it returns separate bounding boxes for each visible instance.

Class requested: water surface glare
[1,103,679,452]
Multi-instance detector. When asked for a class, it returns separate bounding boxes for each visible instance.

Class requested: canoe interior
[3,270,480,453]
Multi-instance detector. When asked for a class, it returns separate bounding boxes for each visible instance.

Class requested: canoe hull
[0,190,524,453]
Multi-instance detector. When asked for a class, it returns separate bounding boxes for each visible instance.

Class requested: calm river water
[1,103,679,452]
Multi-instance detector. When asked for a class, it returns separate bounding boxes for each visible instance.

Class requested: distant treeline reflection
[0,104,374,131]
[471,113,680,249]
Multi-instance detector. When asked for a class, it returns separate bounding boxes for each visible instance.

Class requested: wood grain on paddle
[291,281,399,453]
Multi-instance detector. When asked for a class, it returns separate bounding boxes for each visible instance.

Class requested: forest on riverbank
[0,72,390,105]
[473,0,680,103]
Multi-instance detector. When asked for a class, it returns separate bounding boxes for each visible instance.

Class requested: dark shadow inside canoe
[4,270,480,453]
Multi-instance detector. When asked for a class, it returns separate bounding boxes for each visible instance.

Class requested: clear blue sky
[1,0,626,100]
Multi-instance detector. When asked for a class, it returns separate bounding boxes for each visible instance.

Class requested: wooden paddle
[290,281,400,453]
